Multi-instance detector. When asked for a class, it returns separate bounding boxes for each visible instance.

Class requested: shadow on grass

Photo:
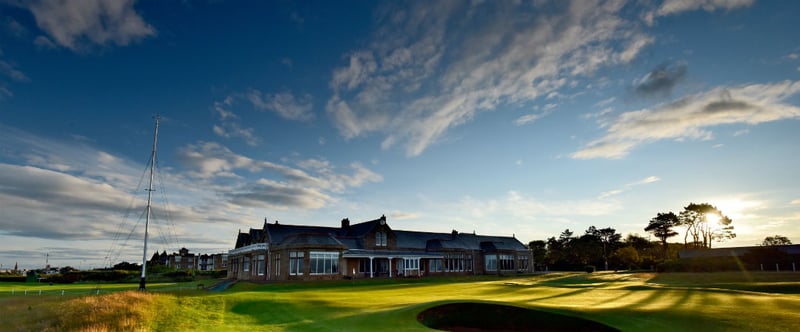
[230,298,351,325]
[417,302,620,331]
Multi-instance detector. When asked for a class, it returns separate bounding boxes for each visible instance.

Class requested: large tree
[761,235,792,246]
[678,203,735,248]
[645,212,679,258]
[528,240,547,269]
[586,226,621,270]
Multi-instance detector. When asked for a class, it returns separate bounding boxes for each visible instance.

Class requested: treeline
[530,227,678,271]
[20,263,226,284]
[531,202,794,272]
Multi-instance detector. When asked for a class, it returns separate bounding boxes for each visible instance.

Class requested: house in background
[167,247,196,270]
[228,215,532,281]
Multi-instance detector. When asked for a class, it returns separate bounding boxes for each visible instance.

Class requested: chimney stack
[341,218,350,229]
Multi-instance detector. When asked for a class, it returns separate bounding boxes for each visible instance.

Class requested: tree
[678,203,735,248]
[645,212,679,258]
[610,246,641,270]
[528,240,547,270]
[761,235,792,246]
[587,226,621,270]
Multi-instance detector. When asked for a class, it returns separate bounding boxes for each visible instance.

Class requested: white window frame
[257,255,265,276]
[310,251,339,275]
[290,251,304,275]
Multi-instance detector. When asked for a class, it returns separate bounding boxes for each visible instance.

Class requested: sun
[705,213,721,228]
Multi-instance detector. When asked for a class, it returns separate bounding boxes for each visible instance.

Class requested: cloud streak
[633,60,688,98]
[176,141,382,210]
[573,80,800,159]
[327,0,655,157]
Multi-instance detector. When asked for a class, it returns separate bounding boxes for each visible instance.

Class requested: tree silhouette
[587,226,621,270]
[761,235,792,246]
[678,203,735,248]
[645,212,679,258]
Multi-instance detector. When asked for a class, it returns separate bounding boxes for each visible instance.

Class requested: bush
[0,276,26,282]
[657,257,746,272]
[584,265,596,273]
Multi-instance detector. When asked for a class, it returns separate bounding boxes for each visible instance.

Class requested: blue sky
[1,0,799,270]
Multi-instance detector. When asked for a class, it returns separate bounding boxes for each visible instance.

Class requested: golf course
[2,271,799,331]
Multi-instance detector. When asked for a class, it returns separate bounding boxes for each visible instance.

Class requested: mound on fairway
[417,302,619,332]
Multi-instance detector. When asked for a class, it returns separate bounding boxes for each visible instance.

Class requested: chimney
[451,229,458,239]
[341,218,350,229]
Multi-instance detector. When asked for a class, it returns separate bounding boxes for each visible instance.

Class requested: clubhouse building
[227,215,532,281]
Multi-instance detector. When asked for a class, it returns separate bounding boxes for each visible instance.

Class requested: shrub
[584,265,596,273]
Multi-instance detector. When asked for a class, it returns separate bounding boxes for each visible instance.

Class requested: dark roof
[238,215,528,253]
[265,223,340,244]
[344,217,383,236]
[278,233,346,248]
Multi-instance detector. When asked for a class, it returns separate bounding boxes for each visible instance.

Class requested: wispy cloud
[632,60,688,98]
[0,59,29,82]
[599,175,661,198]
[212,98,260,146]
[327,1,656,157]
[573,80,800,159]
[656,0,754,17]
[177,141,382,210]
[15,0,155,51]
[246,89,314,121]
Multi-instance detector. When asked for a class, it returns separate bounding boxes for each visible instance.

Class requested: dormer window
[376,231,387,247]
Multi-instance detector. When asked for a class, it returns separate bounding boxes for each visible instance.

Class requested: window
[257,255,265,276]
[243,256,250,272]
[404,258,419,270]
[290,251,304,275]
[430,259,443,272]
[310,251,339,275]
[273,253,280,276]
[485,255,497,271]
[466,255,473,272]
[376,232,387,247]
[499,254,515,271]
[518,256,529,271]
[444,253,464,272]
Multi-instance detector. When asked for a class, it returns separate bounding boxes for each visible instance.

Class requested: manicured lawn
[2,272,799,331]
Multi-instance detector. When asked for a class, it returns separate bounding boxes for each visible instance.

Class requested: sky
[1,0,799,270]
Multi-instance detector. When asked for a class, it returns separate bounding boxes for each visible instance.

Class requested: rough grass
[2,272,799,331]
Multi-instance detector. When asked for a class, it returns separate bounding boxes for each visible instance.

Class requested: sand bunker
[417,302,619,332]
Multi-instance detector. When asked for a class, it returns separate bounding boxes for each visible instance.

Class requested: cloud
[514,112,549,126]
[656,0,754,17]
[246,89,314,121]
[573,80,800,159]
[326,0,659,157]
[19,0,156,51]
[212,99,261,146]
[599,175,660,198]
[225,179,332,210]
[176,141,382,209]
[3,16,28,38]
[632,60,688,98]
[0,59,30,82]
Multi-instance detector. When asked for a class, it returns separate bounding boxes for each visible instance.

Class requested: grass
[2,272,799,331]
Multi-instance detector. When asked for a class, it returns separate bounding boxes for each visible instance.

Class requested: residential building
[167,247,196,270]
[228,215,532,281]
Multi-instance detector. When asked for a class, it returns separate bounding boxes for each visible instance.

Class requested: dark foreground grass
[2,271,799,331]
